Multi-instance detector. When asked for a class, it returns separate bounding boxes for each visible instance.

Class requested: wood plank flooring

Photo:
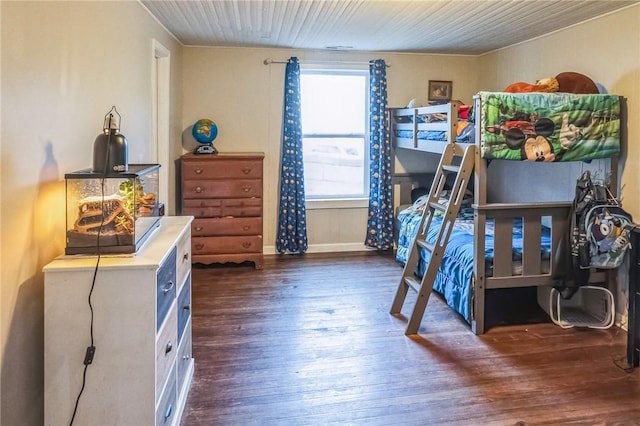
[181,251,640,425]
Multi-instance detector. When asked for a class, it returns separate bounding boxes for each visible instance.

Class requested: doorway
[152,39,170,213]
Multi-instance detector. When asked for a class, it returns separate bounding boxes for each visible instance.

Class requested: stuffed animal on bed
[503,72,600,94]
[504,77,559,93]
[555,72,599,94]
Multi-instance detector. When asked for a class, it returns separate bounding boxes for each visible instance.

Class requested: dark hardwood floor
[181,251,640,425]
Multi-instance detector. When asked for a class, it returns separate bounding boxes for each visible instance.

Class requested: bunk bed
[390,92,622,334]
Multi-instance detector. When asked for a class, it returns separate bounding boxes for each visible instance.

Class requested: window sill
[306,198,369,210]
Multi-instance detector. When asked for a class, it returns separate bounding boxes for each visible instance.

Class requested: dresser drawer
[177,275,191,344]
[192,217,262,237]
[222,198,261,216]
[177,321,192,396]
[156,303,177,401]
[182,199,222,208]
[184,199,261,219]
[182,199,222,218]
[183,179,262,199]
[193,235,263,254]
[182,206,222,218]
[182,159,262,180]
[176,229,191,293]
[156,247,177,330]
[156,362,177,426]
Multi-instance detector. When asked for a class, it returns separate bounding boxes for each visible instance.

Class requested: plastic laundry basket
[537,285,615,329]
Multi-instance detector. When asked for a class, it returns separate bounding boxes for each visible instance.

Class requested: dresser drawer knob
[195,243,204,250]
[195,226,203,232]
[194,168,203,174]
[242,167,251,174]
[195,186,204,193]
[165,341,173,354]
[243,226,250,231]
[242,186,252,193]
[242,241,251,249]
[162,281,174,294]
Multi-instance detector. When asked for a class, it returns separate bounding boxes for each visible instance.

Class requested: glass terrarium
[65,164,161,255]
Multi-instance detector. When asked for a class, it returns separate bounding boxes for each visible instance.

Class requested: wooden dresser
[181,152,264,269]
[44,216,194,426]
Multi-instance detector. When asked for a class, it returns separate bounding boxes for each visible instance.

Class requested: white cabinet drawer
[156,303,177,401]
[177,275,191,343]
[177,321,193,396]
[157,247,177,330]
[156,363,177,426]
[176,228,191,293]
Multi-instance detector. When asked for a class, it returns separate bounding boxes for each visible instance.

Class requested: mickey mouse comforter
[478,92,620,161]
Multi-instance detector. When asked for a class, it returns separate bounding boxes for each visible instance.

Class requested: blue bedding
[396,129,447,141]
[396,209,551,322]
[395,125,475,143]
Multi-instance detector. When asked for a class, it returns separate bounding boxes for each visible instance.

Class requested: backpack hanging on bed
[555,170,632,298]
[560,171,633,297]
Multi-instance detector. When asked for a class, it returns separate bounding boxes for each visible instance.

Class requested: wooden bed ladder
[390,142,476,335]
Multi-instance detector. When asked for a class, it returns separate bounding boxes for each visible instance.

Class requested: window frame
[299,66,370,208]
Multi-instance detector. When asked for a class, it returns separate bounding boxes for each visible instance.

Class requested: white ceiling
[140,0,638,55]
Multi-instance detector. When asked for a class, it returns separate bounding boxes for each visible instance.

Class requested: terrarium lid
[65,164,160,179]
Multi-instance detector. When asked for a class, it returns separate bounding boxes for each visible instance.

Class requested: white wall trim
[306,198,369,210]
[264,243,374,255]
[151,39,171,213]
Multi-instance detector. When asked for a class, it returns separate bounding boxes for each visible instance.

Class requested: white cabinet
[44,216,194,426]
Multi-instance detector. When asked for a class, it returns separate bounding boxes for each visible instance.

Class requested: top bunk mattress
[477,91,621,162]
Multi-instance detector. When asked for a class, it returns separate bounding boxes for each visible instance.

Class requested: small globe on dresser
[191,119,218,144]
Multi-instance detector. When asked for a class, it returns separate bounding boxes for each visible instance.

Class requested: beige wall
[182,47,478,252]
[1,2,182,424]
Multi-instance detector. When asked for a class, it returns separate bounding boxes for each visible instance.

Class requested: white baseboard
[264,243,373,255]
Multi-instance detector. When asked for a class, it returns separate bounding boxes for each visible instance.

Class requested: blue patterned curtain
[276,57,308,254]
[365,59,393,250]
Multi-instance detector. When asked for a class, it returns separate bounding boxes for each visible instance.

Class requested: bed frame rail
[471,201,606,334]
[389,101,463,153]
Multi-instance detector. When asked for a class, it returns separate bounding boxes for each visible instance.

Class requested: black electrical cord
[69,126,113,425]
[69,196,104,425]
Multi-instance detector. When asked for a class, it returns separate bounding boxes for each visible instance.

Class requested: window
[300,69,369,202]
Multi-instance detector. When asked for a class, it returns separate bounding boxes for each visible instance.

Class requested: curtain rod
[263,58,389,67]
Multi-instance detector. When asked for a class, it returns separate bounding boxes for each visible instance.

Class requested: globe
[192,119,218,144]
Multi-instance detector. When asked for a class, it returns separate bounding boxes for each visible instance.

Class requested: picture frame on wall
[428,80,452,101]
